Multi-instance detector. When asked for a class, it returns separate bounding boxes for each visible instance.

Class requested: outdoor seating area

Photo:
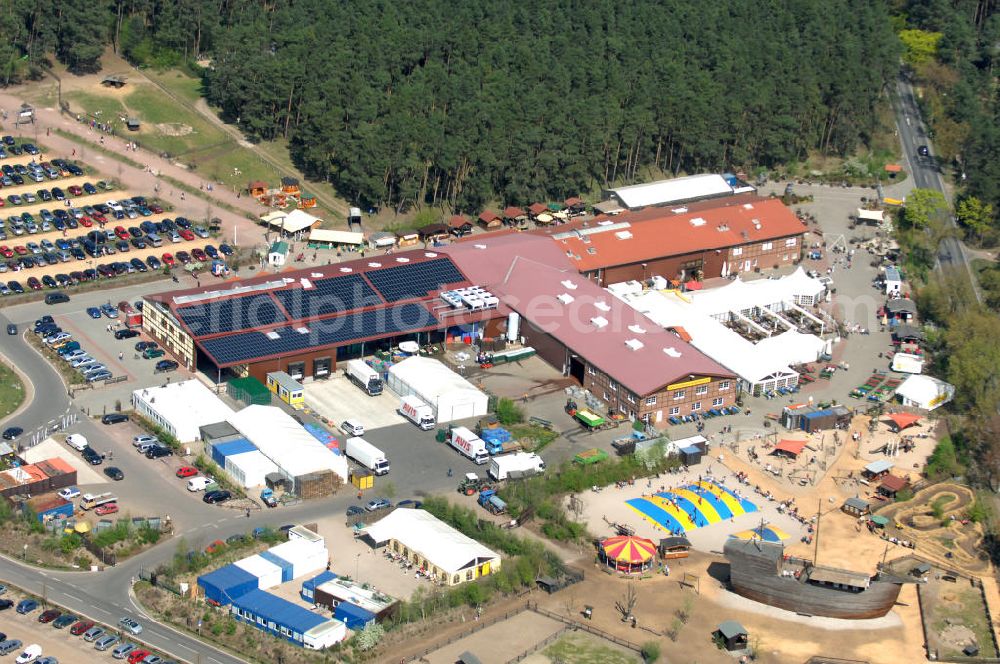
[667,406,741,426]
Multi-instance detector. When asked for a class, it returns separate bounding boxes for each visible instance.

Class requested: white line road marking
[93,606,111,615]
[64,593,82,602]
[175,643,196,653]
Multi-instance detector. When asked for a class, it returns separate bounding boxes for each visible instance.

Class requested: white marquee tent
[387,357,488,423]
[895,375,954,411]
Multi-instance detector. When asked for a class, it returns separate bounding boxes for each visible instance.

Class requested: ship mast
[813,499,821,566]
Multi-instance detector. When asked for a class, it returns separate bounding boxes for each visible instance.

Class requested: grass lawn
[543,632,641,664]
[66,91,128,124]
[0,362,25,420]
[143,68,204,105]
[932,586,995,658]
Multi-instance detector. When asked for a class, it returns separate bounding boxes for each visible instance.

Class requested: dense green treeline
[3,0,897,211]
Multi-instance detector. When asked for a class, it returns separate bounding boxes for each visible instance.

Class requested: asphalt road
[892,74,982,302]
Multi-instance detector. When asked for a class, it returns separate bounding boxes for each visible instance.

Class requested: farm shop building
[537,196,807,286]
[142,251,505,383]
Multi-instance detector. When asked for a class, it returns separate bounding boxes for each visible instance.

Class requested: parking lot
[0,590,171,664]
[304,372,406,431]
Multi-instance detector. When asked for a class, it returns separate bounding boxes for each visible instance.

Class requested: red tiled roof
[489,258,734,395]
[528,203,548,216]
[541,197,806,272]
[564,197,583,207]
[879,475,909,492]
[502,206,525,219]
[478,210,499,223]
[442,233,575,286]
[449,215,471,229]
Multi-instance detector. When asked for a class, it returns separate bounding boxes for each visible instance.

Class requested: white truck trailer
[489,452,546,481]
[449,426,489,465]
[345,359,383,396]
[399,395,436,430]
[345,437,390,475]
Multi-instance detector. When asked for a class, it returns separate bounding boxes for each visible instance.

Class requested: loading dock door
[313,357,331,379]
[569,355,586,384]
[287,361,305,381]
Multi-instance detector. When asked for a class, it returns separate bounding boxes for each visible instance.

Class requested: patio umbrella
[684,280,703,291]
[600,535,657,564]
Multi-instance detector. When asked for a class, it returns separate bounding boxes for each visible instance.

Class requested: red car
[150,204,164,214]
[70,620,94,635]
[26,277,42,290]
[114,226,129,240]
[127,650,151,664]
[175,466,198,478]
[92,213,106,224]
[13,245,27,256]
[179,229,194,241]
[191,248,207,262]
[67,185,83,196]
[79,216,93,227]
[38,608,61,623]
[95,502,119,516]
[161,253,175,267]
[0,246,12,258]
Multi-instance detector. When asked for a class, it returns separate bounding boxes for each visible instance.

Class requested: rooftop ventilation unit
[299,278,314,289]
[743,203,754,209]
[561,280,578,290]
[587,247,597,254]
[752,220,762,230]
[591,316,608,328]
[615,230,633,240]
[556,293,575,305]
[296,326,310,334]
[395,257,410,263]
[265,331,281,340]
[628,324,646,334]
[594,300,611,312]
[624,338,644,351]
[172,279,286,305]
[339,267,353,273]
[716,223,729,232]
[424,252,438,258]
[367,262,382,268]
[597,220,615,226]
[474,244,488,250]
[690,217,706,227]
[671,207,689,214]
[663,347,682,358]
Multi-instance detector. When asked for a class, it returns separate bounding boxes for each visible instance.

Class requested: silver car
[95,634,119,651]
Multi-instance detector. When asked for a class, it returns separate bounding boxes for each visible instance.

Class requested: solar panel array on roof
[366,258,466,302]
[273,274,382,319]
[177,293,286,338]
[201,303,437,365]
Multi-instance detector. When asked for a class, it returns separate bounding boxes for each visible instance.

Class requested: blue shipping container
[36,501,74,522]
[259,550,294,583]
[301,570,337,602]
[211,438,257,467]
[230,589,330,646]
[198,565,258,606]
[334,602,376,630]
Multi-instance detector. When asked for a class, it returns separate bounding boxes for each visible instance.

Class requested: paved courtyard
[303,372,406,431]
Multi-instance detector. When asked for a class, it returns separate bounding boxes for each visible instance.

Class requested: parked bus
[80,492,117,510]
[118,301,142,328]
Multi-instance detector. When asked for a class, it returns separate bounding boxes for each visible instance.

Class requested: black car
[6,324,15,336]
[52,613,77,628]
[917,145,930,157]
[146,445,173,459]
[1,427,22,440]
[155,359,179,373]
[146,256,161,270]
[114,329,139,340]
[7,281,23,294]
[130,257,147,272]
[203,490,232,504]
[82,446,103,465]
[0,599,13,611]
[101,412,128,425]
[135,341,158,352]
[104,466,124,481]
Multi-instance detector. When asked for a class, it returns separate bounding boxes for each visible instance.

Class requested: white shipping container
[224,450,280,488]
[234,555,284,589]
[268,540,328,580]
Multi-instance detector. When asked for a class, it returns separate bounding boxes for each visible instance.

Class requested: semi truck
[345,359,383,396]
[345,437,390,475]
[449,426,489,465]
[400,395,435,430]
[489,452,546,481]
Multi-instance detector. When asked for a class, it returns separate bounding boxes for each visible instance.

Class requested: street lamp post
[355,552,360,581]
[22,544,27,561]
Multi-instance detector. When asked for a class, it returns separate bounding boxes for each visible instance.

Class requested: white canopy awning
[857,209,885,222]
[261,209,323,234]
[308,228,363,245]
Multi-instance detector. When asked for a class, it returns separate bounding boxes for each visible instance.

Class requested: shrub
[495,398,524,426]
[641,641,662,662]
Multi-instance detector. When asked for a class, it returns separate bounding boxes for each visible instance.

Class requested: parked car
[114,329,139,340]
[0,641,22,657]
[154,360,178,373]
[52,613,77,628]
[37,609,61,623]
[126,650,150,664]
[15,599,38,614]
[82,626,106,642]
[118,617,142,635]
[104,466,125,481]
[146,445,173,459]
[202,490,232,504]
[112,642,137,659]
[95,634,120,651]
[365,497,392,511]
[175,466,198,478]
[14,643,41,663]
[101,413,128,425]
[94,503,119,516]
[2,427,22,440]
[86,307,102,319]
[70,620,94,636]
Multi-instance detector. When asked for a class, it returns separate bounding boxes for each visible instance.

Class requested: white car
[106,199,123,212]
[58,486,81,500]
[15,644,41,664]
[65,434,88,451]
